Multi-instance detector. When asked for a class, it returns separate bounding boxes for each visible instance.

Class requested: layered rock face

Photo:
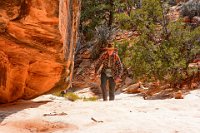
[0,0,81,103]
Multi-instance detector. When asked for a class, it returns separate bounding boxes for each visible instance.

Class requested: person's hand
[94,73,100,78]
[115,77,122,83]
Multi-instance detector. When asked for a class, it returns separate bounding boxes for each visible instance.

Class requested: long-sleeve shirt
[95,51,123,80]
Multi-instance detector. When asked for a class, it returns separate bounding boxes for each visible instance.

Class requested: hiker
[95,43,123,101]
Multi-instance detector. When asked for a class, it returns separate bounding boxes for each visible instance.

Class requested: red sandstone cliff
[0,0,81,103]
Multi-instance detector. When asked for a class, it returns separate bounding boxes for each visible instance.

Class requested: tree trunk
[108,0,114,28]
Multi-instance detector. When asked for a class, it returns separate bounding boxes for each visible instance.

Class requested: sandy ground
[0,89,200,133]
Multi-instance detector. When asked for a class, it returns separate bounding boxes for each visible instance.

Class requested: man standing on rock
[95,43,123,101]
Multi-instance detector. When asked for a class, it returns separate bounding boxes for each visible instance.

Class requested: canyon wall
[0,0,81,103]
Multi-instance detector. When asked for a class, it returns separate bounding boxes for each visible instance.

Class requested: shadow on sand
[0,100,52,124]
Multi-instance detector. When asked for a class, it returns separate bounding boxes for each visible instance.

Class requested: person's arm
[114,54,123,81]
[95,52,106,74]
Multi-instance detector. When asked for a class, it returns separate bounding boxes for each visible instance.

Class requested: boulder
[174,90,184,99]
[123,82,141,94]
[124,77,133,86]
[176,0,189,4]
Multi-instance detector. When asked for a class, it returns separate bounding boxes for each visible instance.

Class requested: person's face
[107,49,114,56]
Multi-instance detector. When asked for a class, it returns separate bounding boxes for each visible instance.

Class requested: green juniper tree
[80,0,110,40]
[117,0,200,87]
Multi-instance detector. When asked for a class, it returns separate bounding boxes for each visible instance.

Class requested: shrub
[53,91,98,102]
[117,0,200,87]
[83,96,98,101]
[115,13,132,30]
[64,92,81,101]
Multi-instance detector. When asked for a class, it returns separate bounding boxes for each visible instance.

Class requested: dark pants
[101,72,116,101]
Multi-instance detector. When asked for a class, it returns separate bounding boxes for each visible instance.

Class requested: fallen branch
[91,117,103,123]
[43,112,68,116]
